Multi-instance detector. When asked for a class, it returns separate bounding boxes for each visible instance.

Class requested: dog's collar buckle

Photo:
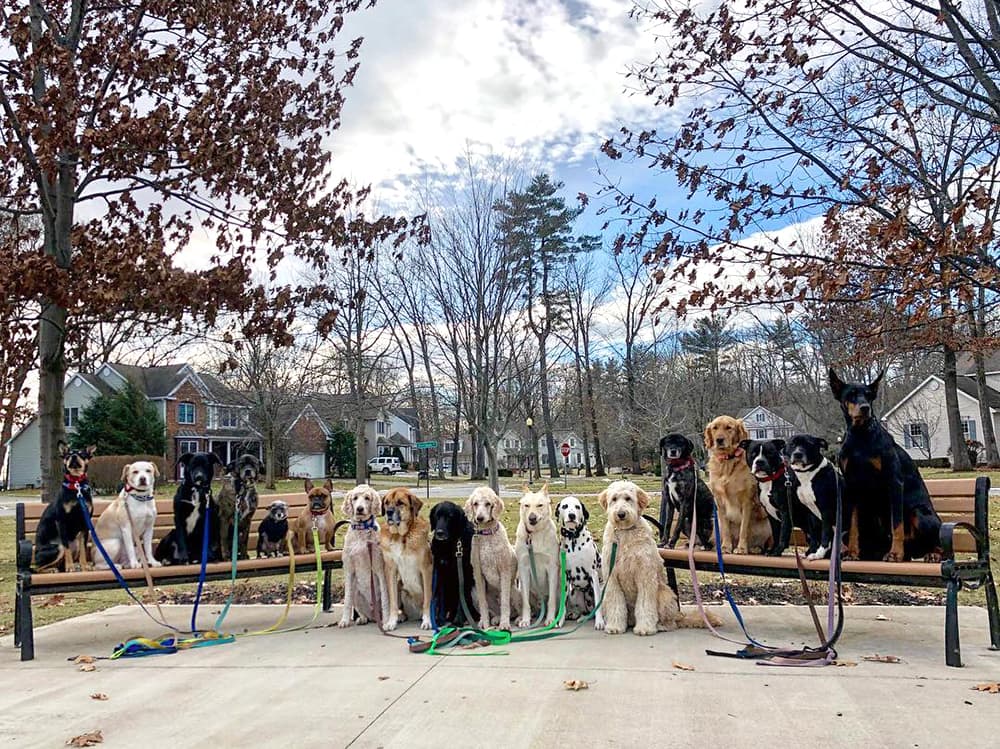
[455,538,464,558]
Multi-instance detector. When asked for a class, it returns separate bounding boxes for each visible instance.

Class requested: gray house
[736,405,805,440]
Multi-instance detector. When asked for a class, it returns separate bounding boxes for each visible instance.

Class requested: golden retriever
[598,480,719,634]
[465,486,518,630]
[704,416,772,554]
[379,487,433,630]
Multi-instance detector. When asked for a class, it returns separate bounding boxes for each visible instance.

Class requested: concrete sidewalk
[2,605,998,748]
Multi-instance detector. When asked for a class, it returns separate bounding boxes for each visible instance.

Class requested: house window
[905,422,928,449]
[570,437,577,447]
[377,421,386,436]
[178,402,196,425]
[753,429,767,439]
[216,407,239,428]
[962,418,977,441]
[444,440,463,453]
[755,412,766,423]
[178,439,199,455]
[63,407,79,428]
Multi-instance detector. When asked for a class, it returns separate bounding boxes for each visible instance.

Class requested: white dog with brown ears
[465,486,518,630]
[94,461,161,570]
[598,480,721,635]
[339,484,390,628]
[515,484,562,628]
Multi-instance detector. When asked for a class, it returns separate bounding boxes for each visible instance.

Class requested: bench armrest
[974,475,992,560]
[642,514,664,535]
[940,521,986,562]
[17,538,33,574]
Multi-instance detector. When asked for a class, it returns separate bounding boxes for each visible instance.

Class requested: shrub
[86,454,169,495]
[71,381,167,456]
[497,468,514,478]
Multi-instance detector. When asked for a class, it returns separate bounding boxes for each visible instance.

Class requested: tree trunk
[484,439,500,494]
[972,297,1000,465]
[265,429,277,490]
[538,340,559,478]
[625,350,640,474]
[39,303,68,502]
[585,361,605,476]
[355,419,367,485]
[943,345,973,471]
[450,413,460,477]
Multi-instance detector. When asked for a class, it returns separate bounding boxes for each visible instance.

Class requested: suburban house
[737,406,805,440]
[882,356,998,462]
[284,395,419,478]
[6,362,259,488]
[536,430,595,470]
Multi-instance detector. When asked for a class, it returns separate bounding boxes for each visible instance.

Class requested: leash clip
[455,539,463,558]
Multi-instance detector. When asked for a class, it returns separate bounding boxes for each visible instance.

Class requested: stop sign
[560,442,571,458]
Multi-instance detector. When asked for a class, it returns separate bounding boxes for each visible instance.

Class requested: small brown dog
[292,478,337,553]
[380,487,433,630]
[704,415,772,554]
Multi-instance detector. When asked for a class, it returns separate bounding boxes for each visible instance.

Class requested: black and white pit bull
[783,434,845,560]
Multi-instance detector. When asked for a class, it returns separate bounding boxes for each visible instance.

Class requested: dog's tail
[677,607,723,629]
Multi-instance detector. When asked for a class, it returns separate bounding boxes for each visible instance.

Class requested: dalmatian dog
[555,496,605,630]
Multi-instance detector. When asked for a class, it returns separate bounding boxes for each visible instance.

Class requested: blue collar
[351,516,377,531]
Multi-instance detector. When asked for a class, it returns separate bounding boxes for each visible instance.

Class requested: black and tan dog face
[227,454,262,484]
[266,500,289,523]
[660,433,694,461]
[304,478,333,513]
[465,486,503,526]
[704,416,749,452]
[829,368,884,427]
[784,434,829,471]
[59,441,96,477]
[383,487,422,534]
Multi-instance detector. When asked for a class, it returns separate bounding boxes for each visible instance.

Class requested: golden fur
[599,480,720,634]
[379,487,433,630]
[704,416,772,554]
[464,486,518,630]
[292,478,337,553]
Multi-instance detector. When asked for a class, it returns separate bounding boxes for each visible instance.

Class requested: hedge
[86,455,169,495]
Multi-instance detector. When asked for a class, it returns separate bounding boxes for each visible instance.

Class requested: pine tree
[71,382,166,456]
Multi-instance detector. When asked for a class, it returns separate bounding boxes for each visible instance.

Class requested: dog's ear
[428,503,438,526]
[773,438,786,451]
[682,435,694,453]
[177,452,194,468]
[737,439,751,453]
[829,367,846,400]
[120,463,131,482]
[84,445,97,458]
[58,440,70,458]
[340,491,353,518]
[582,503,590,522]
[323,478,334,493]
[868,369,886,397]
[225,460,236,475]
[304,478,314,493]
[494,494,505,519]
[540,483,549,496]
[703,423,714,450]
[152,462,160,478]
[636,487,651,511]
[817,437,829,451]
[597,488,609,510]
[734,420,749,445]
[370,489,383,517]
[410,492,423,516]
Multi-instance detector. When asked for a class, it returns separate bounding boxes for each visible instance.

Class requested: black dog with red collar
[658,433,715,549]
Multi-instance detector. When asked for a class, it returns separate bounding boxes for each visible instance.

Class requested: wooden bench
[14,492,343,661]
[654,477,1000,667]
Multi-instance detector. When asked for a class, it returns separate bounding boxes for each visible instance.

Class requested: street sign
[560,442,571,458]
[415,440,438,449]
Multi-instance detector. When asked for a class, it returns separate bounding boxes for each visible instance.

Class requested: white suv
[368,456,402,475]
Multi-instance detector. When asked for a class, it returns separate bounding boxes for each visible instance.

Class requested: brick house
[6,362,260,487]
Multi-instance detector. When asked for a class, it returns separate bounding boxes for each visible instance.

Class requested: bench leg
[666,567,678,597]
[14,584,21,648]
[322,568,332,613]
[985,569,1000,651]
[18,589,35,662]
[945,577,962,667]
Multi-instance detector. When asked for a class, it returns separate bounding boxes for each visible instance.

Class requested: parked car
[367,456,402,475]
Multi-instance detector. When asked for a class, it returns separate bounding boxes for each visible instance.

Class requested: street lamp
[525,416,534,485]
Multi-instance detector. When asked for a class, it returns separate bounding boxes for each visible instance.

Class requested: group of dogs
[659,368,943,563]
[33,368,943,637]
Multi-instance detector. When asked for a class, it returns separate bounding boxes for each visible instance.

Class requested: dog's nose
[859,403,871,415]
[716,438,725,446]
[434,529,447,541]
[616,510,627,520]
[567,512,576,521]
[528,513,538,525]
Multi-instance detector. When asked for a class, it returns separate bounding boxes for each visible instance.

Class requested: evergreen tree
[71,382,166,455]
[326,426,356,478]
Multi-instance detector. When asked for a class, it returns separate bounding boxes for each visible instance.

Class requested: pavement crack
[344,655,444,748]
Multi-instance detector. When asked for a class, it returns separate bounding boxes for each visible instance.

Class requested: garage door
[288,453,325,479]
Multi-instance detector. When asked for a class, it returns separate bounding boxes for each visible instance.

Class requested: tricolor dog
[740,438,814,557]
[257,501,289,558]
[659,433,714,549]
[555,496,604,630]
[94,461,161,570]
[33,442,96,572]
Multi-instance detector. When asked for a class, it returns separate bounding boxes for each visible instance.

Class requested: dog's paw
[149,559,162,568]
[882,550,903,562]
[633,624,657,636]
[734,545,748,555]
[420,616,432,630]
[924,551,943,563]
[478,618,490,630]
[604,623,625,635]
[384,617,398,632]
[498,617,511,630]
[721,543,733,554]
[356,615,369,626]
[594,615,606,631]
[516,616,532,629]
[338,617,355,629]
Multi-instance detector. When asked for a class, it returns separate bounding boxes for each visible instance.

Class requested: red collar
[756,464,786,483]
[309,506,329,516]
[63,473,88,489]
[666,457,694,472]
[715,448,745,462]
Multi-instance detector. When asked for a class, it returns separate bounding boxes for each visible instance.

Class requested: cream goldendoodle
[464,486,518,630]
[599,480,721,635]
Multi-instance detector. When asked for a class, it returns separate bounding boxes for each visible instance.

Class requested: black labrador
[428,501,479,627]
[155,452,223,565]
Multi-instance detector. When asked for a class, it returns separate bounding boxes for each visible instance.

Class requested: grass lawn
[2,469,996,637]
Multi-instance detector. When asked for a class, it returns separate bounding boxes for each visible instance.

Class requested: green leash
[214,505,241,631]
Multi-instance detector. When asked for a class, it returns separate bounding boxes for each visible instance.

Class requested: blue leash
[190,495,212,631]
[711,503,768,648]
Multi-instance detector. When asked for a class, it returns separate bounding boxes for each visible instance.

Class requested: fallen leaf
[90,694,108,701]
[377,676,389,681]
[42,594,66,607]
[874,614,890,621]
[73,655,96,665]
[972,682,1000,694]
[78,663,97,673]
[563,679,589,691]
[862,654,902,663]
[672,661,696,671]
[66,730,103,747]
[831,660,858,667]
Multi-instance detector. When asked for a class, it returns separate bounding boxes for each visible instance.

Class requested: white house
[538,430,595,470]
[881,373,995,462]
[737,406,804,440]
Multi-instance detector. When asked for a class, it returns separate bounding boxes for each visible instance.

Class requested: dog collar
[351,516,377,531]
[560,525,584,540]
[474,522,499,536]
[715,448,745,461]
[666,457,694,472]
[124,485,156,501]
[63,473,89,491]
[309,506,328,516]
[755,464,786,483]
